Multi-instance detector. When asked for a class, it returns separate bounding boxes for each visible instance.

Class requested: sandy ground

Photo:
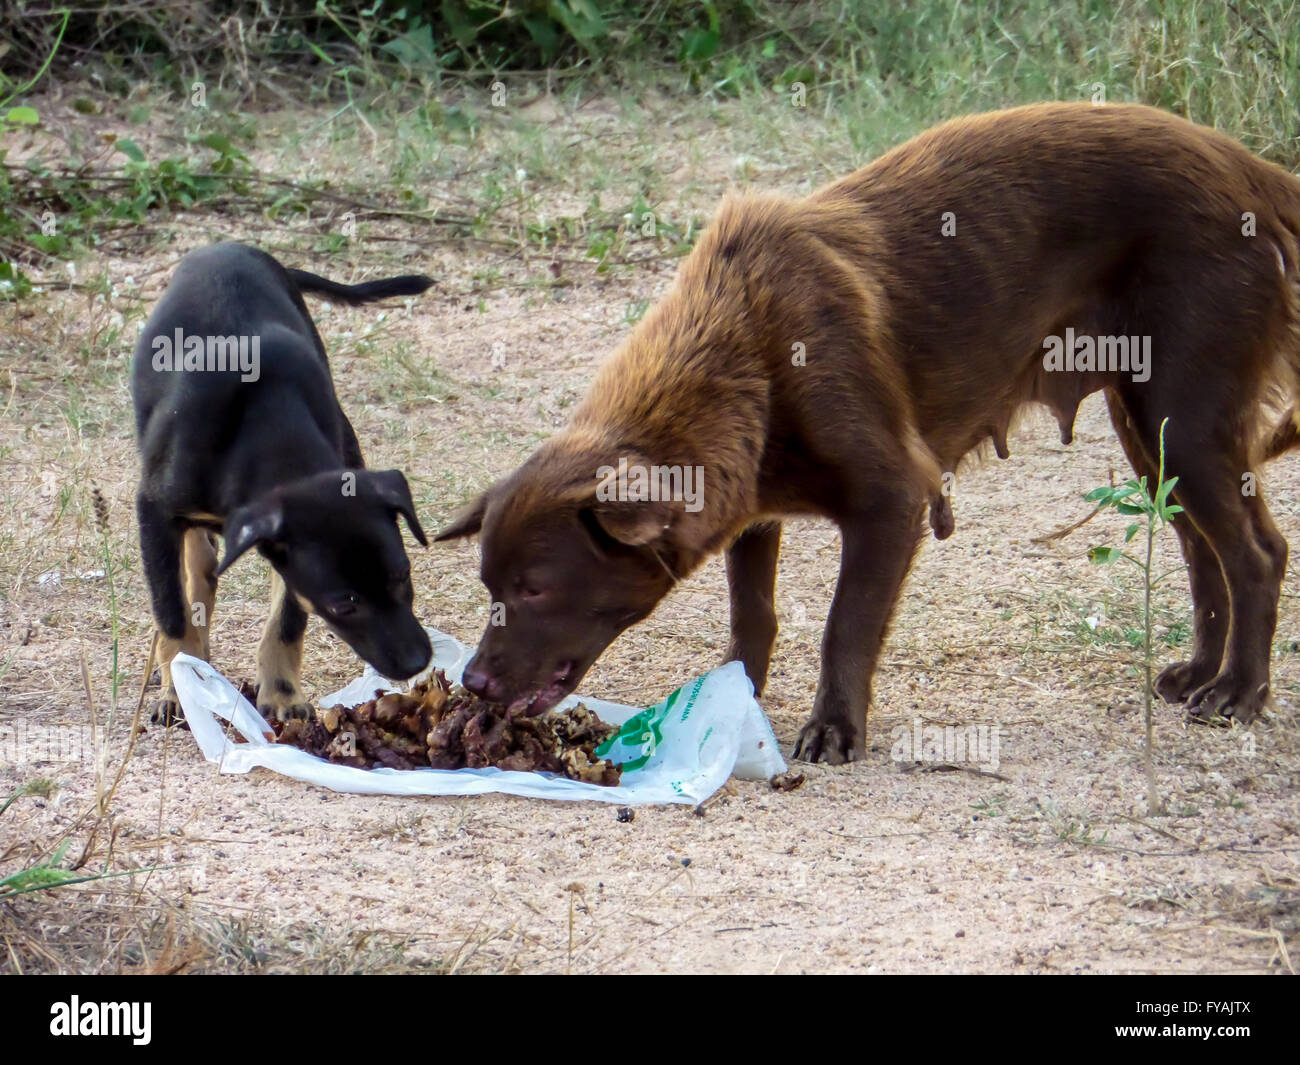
[1,89,1297,974]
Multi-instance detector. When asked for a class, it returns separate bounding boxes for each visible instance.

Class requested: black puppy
[132,242,435,723]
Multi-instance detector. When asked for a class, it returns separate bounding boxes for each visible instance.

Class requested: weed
[1086,418,1183,815]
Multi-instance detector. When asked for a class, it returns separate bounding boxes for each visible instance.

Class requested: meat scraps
[273,670,622,786]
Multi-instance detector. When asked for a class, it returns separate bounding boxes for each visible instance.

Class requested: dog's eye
[326,595,359,619]
[514,576,545,601]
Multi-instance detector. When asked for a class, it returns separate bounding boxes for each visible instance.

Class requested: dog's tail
[287,269,435,304]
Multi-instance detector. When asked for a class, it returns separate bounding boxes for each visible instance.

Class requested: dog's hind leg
[725,521,782,695]
[1178,476,1288,724]
[1118,241,1294,723]
[182,528,219,662]
[139,497,202,724]
[1114,381,1286,724]
[255,571,312,722]
[1105,391,1229,703]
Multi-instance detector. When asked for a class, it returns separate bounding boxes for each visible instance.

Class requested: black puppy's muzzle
[388,628,434,681]
[386,645,433,682]
[344,622,432,682]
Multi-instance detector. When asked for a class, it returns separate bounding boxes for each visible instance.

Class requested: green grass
[1058,593,1190,653]
[4,1,1298,293]
[727,0,1300,178]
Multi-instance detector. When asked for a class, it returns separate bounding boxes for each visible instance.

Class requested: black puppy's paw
[793,715,863,765]
[149,690,189,729]
[256,697,313,724]
[255,678,313,723]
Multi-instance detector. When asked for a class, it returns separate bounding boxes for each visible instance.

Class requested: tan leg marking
[255,571,311,722]
[154,529,220,723]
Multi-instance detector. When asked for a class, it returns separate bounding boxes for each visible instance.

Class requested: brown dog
[436,102,1300,763]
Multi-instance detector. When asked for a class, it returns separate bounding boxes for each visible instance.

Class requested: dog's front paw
[1155,659,1219,703]
[1185,672,1269,726]
[793,715,863,765]
[255,677,313,723]
[721,641,773,699]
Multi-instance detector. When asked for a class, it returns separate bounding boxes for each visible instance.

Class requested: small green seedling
[1085,417,1182,816]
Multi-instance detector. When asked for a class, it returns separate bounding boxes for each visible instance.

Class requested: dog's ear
[589,498,674,547]
[369,469,427,547]
[584,458,676,547]
[218,499,284,575]
[433,490,489,542]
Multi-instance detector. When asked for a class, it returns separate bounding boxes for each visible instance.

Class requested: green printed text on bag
[598,676,706,772]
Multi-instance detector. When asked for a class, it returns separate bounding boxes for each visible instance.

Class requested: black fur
[132,242,433,709]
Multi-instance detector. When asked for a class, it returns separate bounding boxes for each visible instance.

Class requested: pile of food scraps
[273,670,623,785]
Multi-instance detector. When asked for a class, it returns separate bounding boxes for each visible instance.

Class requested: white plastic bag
[169,627,786,805]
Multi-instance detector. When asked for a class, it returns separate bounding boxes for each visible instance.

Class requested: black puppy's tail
[287,269,435,304]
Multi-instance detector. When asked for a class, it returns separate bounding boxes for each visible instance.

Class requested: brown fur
[438,102,1300,761]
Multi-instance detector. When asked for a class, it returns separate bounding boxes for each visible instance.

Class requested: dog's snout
[367,629,432,682]
[462,660,510,702]
[462,663,493,698]
[396,646,432,681]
